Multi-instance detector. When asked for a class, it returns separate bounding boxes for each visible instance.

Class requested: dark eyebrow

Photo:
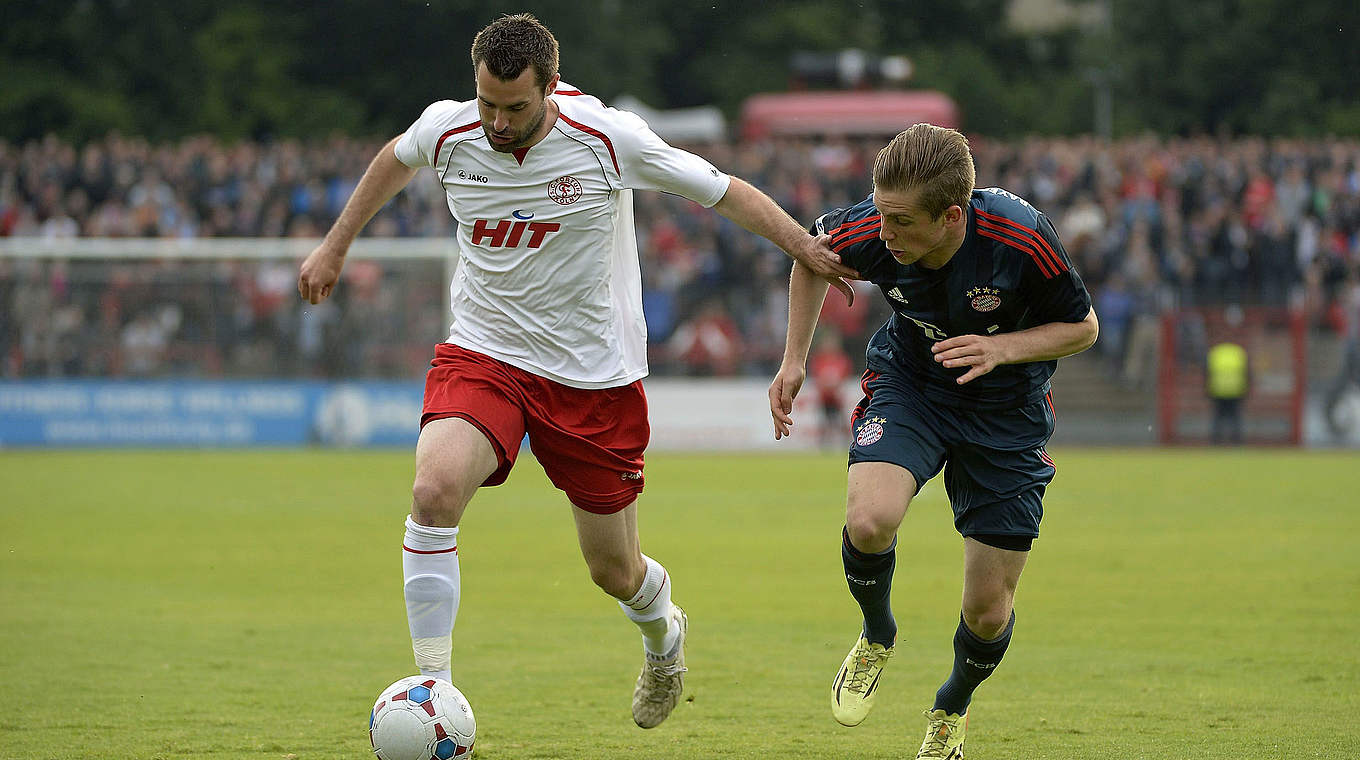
[478,96,529,109]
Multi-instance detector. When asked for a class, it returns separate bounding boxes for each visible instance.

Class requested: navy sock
[933,610,1015,715]
[841,527,897,646]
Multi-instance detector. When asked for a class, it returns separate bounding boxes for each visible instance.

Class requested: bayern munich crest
[967,286,1002,312]
[547,175,583,205]
[855,417,886,447]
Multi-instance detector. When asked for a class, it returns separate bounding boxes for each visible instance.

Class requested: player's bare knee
[962,602,1012,639]
[410,476,466,526]
[845,508,898,553]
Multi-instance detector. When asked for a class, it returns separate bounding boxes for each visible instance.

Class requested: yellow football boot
[831,636,894,726]
[916,708,968,758]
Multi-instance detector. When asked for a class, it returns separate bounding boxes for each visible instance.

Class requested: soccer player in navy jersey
[768,124,1098,758]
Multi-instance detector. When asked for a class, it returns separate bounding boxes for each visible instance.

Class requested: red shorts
[421,343,649,514]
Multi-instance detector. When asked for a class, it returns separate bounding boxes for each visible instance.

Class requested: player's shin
[402,516,461,683]
[623,555,687,728]
[933,609,1015,715]
[842,527,898,646]
[618,555,677,657]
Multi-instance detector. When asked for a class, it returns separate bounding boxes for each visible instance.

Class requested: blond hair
[872,123,975,219]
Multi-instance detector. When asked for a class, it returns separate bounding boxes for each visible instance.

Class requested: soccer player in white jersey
[297,13,855,730]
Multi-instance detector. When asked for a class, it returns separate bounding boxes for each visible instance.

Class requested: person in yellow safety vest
[1206,340,1250,445]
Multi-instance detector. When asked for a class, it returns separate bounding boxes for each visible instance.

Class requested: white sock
[402,516,460,683]
[618,555,679,658]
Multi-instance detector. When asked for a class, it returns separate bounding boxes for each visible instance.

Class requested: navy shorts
[847,369,1057,541]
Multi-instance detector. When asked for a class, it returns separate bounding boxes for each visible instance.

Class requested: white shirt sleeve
[393,101,459,169]
[612,110,731,208]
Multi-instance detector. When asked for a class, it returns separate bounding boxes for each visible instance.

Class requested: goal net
[0,238,455,380]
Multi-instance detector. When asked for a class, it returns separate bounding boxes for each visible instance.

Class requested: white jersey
[394,82,731,388]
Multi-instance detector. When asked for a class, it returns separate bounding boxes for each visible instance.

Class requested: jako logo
[471,218,561,248]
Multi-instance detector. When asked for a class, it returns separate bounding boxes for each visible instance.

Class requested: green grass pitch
[2,448,1357,759]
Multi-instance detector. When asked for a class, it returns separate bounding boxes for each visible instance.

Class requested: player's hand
[768,363,807,440]
[298,243,346,304]
[932,334,1008,384]
[796,234,859,306]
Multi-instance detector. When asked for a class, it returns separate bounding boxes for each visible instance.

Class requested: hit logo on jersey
[470,218,561,248]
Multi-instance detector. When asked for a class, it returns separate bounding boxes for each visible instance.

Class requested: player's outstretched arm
[713,177,858,305]
[298,137,418,305]
[770,262,832,439]
[932,308,1100,384]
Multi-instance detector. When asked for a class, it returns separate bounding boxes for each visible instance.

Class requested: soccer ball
[369,676,476,760]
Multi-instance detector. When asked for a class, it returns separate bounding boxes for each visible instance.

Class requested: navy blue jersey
[814,188,1092,410]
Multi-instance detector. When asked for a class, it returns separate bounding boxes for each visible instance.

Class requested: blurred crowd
[2,130,1358,384]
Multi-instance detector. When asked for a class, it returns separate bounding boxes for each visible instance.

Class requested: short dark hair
[872,123,975,220]
[470,13,559,89]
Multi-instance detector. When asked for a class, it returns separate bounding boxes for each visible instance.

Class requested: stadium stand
[2,133,1357,387]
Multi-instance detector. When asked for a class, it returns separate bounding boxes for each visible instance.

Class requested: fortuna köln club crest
[547,175,583,205]
[967,286,1002,312]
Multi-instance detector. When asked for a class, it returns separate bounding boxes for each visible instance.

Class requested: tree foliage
[1110,0,1360,135]
[1,0,1355,142]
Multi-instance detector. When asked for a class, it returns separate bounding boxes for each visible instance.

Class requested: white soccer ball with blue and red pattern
[369,676,476,760]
